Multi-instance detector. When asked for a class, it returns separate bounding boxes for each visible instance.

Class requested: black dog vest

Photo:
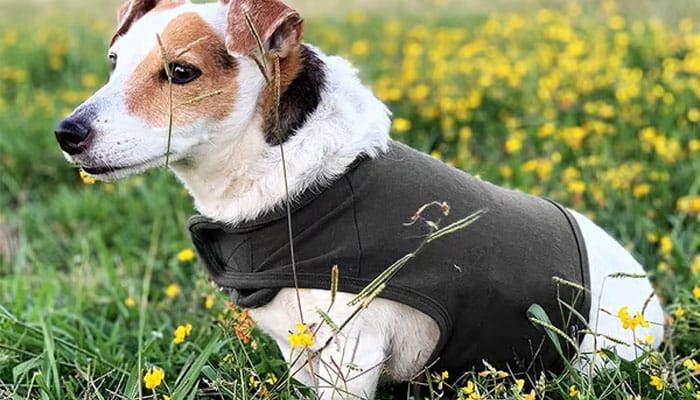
[189,141,590,374]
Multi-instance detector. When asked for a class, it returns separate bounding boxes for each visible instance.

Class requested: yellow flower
[674,306,685,319]
[205,295,215,309]
[124,296,136,307]
[524,389,536,400]
[249,375,261,388]
[177,248,195,262]
[173,323,193,344]
[463,380,475,394]
[393,118,412,133]
[659,236,672,256]
[165,283,180,299]
[143,367,164,390]
[649,375,663,391]
[79,169,96,185]
[505,136,522,154]
[288,323,314,349]
[617,306,650,331]
[683,358,700,372]
[515,379,525,390]
[644,335,655,345]
[693,286,700,299]
[265,372,278,385]
[632,183,650,198]
[500,165,513,179]
[569,384,579,397]
[608,15,625,30]
[567,180,586,194]
[81,73,99,88]
[350,40,370,57]
[441,370,449,380]
[163,396,170,400]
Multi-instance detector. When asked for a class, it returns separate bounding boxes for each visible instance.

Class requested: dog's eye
[108,53,117,71]
[163,63,201,85]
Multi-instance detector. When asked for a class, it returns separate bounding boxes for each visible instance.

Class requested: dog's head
[55,0,308,181]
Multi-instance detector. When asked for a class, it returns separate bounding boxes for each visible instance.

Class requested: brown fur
[125,12,239,128]
[112,0,186,46]
[222,0,303,57]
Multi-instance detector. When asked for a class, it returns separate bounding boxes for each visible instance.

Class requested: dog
[55,0,665,398]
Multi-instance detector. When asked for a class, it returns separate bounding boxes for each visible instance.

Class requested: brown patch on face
[125,12,239,128]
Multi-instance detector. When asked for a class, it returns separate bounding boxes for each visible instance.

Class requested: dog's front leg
[310,316,388,400]
[249,288,389,399]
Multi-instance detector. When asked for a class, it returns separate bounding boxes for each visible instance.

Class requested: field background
[1,0,699,399]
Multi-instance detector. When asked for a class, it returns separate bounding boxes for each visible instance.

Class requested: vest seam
[344,174,364,279]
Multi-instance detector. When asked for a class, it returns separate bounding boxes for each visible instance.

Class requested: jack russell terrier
[54,0,664,398]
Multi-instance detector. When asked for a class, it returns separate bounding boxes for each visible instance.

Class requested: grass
[0,0,699,399]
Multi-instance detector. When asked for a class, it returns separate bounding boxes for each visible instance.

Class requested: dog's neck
[171,47,391,225]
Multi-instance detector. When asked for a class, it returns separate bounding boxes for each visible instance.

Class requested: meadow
[0,0,699,398]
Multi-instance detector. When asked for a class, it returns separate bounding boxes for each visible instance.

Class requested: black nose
[55,118,92,155]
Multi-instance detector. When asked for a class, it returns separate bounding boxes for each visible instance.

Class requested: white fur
[60,2,665,399]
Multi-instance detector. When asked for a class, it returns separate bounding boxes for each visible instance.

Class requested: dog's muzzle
[54,116,92,155]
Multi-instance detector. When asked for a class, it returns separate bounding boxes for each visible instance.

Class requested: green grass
[1,1,699,399]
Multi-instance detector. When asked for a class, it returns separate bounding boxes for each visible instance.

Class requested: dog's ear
[220,0,304,58]
[111,0,186,45]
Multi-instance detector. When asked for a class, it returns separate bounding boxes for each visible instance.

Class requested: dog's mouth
[79,154,176,180]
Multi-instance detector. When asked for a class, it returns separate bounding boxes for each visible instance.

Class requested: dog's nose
[55,118,91,155]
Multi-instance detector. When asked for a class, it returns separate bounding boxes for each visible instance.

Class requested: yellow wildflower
[649,375,663,391]
[165,283,180,299]
[441,370,449,380]
[163,396,170,400]
[659,236,672,256]
[265,372,278,385]
[646,232,658,243]
[500,165,513,179]
[569,384,579,397]
[124,296,136,307]
[177,248,195,262]
[288,323,314,349]
[617,306,650,331]
[249,375,260,388]
[173,323,193,344]
[79,169,96,185]
[515,379,525,390]
[524,390,536,400]
[644,335,655,345]
[205,295,215,309]
[143,367,164,390]
[567,180,586,194]
[463,380,475,394]
[674,306,685,319]
[393,118,412,133]
[505,136,522,154]
[350,40,370,57]
[683,358,700,372]
[632,183,650,198]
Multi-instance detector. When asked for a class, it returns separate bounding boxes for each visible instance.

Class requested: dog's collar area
[188,141,591,375]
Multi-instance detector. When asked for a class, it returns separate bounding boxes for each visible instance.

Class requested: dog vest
[189,141,591,374]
